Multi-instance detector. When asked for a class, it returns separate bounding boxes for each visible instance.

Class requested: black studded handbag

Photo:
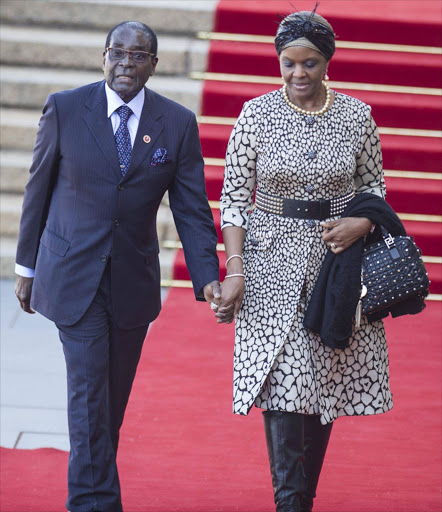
[356,226,430,322]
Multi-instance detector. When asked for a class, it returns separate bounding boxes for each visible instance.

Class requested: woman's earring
[324,72,330,81]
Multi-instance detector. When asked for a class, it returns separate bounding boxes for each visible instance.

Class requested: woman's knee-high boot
[300,415,333,512]
[263,410,306,512]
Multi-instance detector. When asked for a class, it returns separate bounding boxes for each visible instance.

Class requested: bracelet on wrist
[225,254,244,267]
[224,273,245,279]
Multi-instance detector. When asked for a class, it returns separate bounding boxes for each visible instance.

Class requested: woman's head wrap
[275,5,336,61]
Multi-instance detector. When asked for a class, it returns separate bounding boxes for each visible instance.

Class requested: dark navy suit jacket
[16,81,219,328]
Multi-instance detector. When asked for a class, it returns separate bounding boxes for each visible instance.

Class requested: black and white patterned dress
[220,89,393,424]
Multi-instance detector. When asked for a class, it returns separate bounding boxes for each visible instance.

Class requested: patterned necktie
[115,105,133,176]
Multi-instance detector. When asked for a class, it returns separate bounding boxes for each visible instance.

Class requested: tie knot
[117,105,133,123]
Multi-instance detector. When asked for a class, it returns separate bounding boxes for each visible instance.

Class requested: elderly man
[15,21,220,512]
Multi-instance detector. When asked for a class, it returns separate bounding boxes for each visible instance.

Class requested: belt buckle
[318,199,330,220]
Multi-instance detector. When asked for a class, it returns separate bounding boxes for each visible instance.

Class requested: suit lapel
[82,81,122,180]
[83,84,165,182]
[123,88,164,181]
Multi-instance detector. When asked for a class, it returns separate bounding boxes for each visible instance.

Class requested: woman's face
[279,46,328,105]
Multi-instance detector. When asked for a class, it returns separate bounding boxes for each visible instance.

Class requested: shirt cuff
[15,264,35,278]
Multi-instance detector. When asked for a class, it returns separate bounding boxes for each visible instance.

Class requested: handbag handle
[379,225,400,260]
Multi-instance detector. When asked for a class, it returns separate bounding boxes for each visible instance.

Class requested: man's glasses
[106,47,155,64]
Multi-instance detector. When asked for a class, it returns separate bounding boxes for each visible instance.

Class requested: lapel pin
[143,135,151,144]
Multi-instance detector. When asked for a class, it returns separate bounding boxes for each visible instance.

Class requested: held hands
[208,254,245,324]
[215,276,244,324]
[321,217,372,254]
[15,275,35,314]
[204,279,237,323]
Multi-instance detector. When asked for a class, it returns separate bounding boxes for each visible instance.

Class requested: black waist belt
[255,190,355,220]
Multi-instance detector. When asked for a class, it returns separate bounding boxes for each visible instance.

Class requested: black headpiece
[275,4,336,61]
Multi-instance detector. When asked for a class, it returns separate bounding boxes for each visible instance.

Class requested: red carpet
[1,290,441,512]
[213,0,442,47]
[207,40,442,89]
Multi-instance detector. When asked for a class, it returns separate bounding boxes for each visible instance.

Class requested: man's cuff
[15,264,35,278]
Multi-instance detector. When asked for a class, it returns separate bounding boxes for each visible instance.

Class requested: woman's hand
[216,277,245,324]
[217,225,247,323]
[321,217,372,254]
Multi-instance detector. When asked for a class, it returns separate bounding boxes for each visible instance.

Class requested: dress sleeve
[354,109,386,198]
[220,102,258,229]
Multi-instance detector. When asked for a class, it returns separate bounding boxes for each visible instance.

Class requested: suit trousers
[57,262,149,512]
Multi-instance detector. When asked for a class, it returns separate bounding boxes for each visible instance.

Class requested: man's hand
[203,280,221,304]
[321,217,372,254]
[15,275,35,314]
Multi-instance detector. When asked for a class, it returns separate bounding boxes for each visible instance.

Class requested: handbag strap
[379,225,401,260]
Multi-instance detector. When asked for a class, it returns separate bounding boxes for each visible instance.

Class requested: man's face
[102,26,158,103]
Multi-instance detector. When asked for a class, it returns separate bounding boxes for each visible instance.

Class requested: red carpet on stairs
[207,40,442,89]
[213,0,442,47]
[174,0,442,295]
[1,290,441,511]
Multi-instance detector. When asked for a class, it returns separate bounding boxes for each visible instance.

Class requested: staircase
[171,0,442,298]
[0,0,217,279]
[2,0,441,299]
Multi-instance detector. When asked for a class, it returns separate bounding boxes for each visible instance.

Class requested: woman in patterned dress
[216,8,393,512]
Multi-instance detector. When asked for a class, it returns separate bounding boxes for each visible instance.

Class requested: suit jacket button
[117,184,124,191]
[113,219,120,227]
[100,255,107,262]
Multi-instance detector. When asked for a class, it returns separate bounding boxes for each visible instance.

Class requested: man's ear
[151,57,159,75]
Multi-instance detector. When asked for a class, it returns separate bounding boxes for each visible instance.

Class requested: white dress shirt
[15,84,146,278]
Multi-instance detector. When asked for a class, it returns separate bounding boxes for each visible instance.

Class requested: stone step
[0,25,209,74]
[0,236,18,278]
[0,194,22,238]
[0,68,202,111]
[0,0,217,34]
[0,150,32,193]
[0,108,41,151]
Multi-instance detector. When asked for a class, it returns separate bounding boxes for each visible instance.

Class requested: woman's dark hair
[105,21,158,57]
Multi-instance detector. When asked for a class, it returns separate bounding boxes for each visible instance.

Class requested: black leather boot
[263,410,306,512]
[300,415,333,512]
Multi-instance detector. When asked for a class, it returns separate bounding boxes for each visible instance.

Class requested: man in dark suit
[15,21,220,512]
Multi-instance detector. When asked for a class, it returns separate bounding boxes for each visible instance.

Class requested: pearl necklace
[282,81,331,116]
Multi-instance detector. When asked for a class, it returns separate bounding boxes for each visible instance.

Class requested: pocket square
[151,148,171,166]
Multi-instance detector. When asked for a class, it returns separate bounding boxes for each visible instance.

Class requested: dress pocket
[243,229,276,252]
